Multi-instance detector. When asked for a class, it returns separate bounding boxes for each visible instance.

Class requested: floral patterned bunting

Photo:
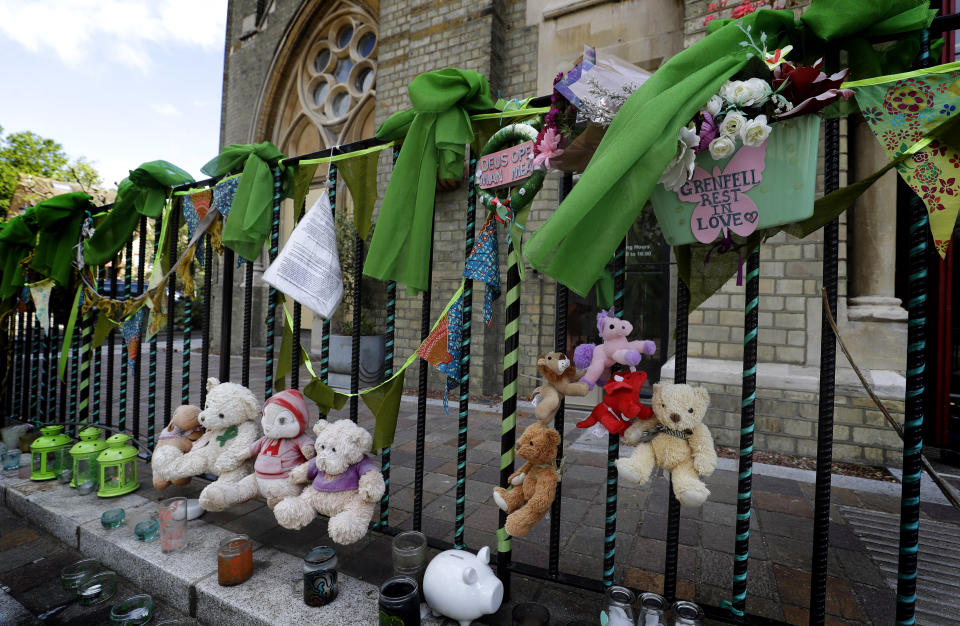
[463,213,501,326]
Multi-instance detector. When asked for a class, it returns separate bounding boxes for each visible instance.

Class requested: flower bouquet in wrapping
[650,22,853,246]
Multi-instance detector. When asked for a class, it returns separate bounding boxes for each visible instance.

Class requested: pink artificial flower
[730,0,756,18]
[703,14,718,26]
[695,111,717,153]
[533,127,564,170]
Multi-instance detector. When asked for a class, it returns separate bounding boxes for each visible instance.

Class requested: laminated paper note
[262,193,343,319]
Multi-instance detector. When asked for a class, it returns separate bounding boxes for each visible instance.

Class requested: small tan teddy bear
[152,404,203,490]
[530,352,590,425]
[492,422,561,538]
[615,383,717,507]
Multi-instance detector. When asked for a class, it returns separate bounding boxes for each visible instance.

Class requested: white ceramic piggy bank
[423,546,503,625]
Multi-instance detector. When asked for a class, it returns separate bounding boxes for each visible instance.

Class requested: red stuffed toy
[576,370,653,435]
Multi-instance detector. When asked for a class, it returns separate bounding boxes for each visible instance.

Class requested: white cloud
[0,0,227,72]
[150,103,181,118]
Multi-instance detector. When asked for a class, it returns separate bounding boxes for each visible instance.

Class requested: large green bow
[32,192,97,287]
[363,68,496,294]
[84,161,195,267]
[201,142,290,262]
[524,0,937,298]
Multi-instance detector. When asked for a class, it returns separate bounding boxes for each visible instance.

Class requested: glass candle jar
[391,530,427,596]
[158,497,187,553]
[18,453,31,479]
[378,575,420,626]
[61,558,101,591]
[670,600,704,626]
[605,585,635,625]
[3,448,21,471]
[638,592,667,626]
[511,601,550,626]
[77,570,118,606]
[109,593,153,625]
[303,546,338,606]
[218,535,253,586]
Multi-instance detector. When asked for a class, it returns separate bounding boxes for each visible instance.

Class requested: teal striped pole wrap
[182,297,192,405]
[604,239,626,587]
[69,313,79,436]
[78,309,91,427]
[119,239,133,432]
[728,247,759,617]
[147,217,161,449]
[92,268,104,423]
[454,150,477,549]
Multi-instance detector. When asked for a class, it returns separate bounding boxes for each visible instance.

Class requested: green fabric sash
[363,68,496,294]
[32,192,97,287]
[524,0,936,297]
[202,142,290,262]
[84,161,194,267]
[0,215,38,299]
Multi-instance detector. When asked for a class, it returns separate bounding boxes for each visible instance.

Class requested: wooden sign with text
[477,140,536,189]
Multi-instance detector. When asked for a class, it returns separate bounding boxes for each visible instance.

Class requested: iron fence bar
[29,314,39,423]
[808,53,842,625]
[241,257,254,388]
[120,238,133,432]
[78,304,91,429]
[46,312,55,423]
[92,267,104,424]
[22,310,33,422]
[498,238,521,600]
[605,239,626,587]
[37,315,47,427]
[895,27,932,626]
[265,166,282,401]
[548,172,574,577]
[350,174,363,422]
[219,247,235,384]
[133,215,147,439]
[454,149,477,549]
[290,194,306,391]
[107,262,118,428]
[730,247,760,616]
[3,315,11,422]
[201,233,213,406]
[413,202,436,532]
[56,315,67,426]
[165,205,180,443]
[377,146,400,530]
[68,311,79,437]
[182,297,191,406]
[666,278,690,601]
[11,311,20,422]
[320,167,336,391]
[148,216,162,449]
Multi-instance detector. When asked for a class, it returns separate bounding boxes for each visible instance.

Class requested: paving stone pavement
[11,346,960,623]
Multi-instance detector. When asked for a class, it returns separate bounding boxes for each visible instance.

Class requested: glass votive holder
[77,570,118,606]
[158,497,187,554]
[303,545,338,606]
[134,518,160,542]
[638,592,667,626]
[61,558,101,590]
[217,534,253,586]
[378,575,421,626]
[77,479,97,495]
[670,600,704,626]
[391,530,427,595]
[109,593,153,625]
[18,453,31,479]
[511,601,550,626]
[101,508,126,530]
[2,448,20,471]
[58,467,73,484]
[605,585,636,626]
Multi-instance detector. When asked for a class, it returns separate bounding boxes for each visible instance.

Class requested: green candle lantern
[96,434,140,498]
[30,426,73,481]
[69,427,108,490]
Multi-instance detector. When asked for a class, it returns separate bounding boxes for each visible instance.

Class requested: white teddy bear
[272,418,384,545]
[199,389,316,511]
[152,378,261,495]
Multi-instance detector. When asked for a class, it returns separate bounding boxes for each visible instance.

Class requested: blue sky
[0,0,228,189]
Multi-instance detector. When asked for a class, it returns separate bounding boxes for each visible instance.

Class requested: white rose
[706,94,723,117]
[709,136,737,160]
[659,125,700,192]
[742,77,773,106]
[719,111,747,138]
[719,81,741,104]
[741,114,773,147]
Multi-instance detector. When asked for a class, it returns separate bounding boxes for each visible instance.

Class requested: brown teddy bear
[492,422,561,538]
[615,383,717,507]
[530,352,590,425]
[152,404,203,490]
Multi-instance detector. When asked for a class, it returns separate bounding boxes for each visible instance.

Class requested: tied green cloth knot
[0,214,39,299]
[32,191,97,287]
[364,68,496,294]
[84,161,195,267]
[201,141,291,263]
[524,0,937,298]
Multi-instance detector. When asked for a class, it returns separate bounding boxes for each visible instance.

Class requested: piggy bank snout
[485,577,504,613]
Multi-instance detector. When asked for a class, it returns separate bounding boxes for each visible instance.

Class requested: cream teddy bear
[199,389,316,511]
[152,378,261,493]
[272,419,384,545]
[615,383,717,507]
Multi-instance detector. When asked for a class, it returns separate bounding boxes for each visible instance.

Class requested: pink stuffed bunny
[573,308,656,389]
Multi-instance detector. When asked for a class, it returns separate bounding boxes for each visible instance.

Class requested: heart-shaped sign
[744,211,758,223]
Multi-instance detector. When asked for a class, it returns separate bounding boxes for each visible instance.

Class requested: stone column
[849,115,908,321]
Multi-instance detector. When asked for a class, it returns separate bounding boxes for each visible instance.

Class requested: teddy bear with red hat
[576,370,653,436]
[199,389,316,511]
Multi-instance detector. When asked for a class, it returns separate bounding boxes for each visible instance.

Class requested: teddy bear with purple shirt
[272,418,384,545]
